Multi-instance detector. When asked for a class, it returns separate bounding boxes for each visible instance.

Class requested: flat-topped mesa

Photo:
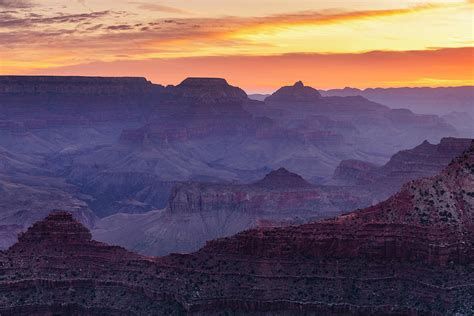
[0,75,155,95]
[265,81,322,103]
[254,167,313,189]
[178,77,230,88]
[170,77,248,105]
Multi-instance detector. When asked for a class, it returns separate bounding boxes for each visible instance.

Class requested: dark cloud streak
[0,10,113,28]
[0,0,34,9]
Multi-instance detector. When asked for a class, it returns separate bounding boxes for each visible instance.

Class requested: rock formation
[322,86,474,115]
[265,81,322,103]
[332,159,380,185]
[172,77,248,105]
[333,137,473,199]
[253,167,312,189]
[1,143,473,315]
[93,168,372,256]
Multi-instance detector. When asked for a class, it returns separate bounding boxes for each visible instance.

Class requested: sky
[0,0,473,92]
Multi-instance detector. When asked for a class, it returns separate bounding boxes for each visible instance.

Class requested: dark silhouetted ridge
[265,81,322,103]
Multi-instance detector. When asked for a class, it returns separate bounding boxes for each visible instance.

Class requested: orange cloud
[1,2,471,75]
[143,4,449,50]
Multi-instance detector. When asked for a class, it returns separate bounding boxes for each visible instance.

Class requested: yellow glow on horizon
[229,4,473,55]
[134,2,473,60]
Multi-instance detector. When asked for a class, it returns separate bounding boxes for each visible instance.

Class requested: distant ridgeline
[0,76,463,150]
[0,76,156,94]
[0,76,249,123]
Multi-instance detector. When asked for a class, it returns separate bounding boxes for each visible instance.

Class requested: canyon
[92,137,471,256]
[0,141,472,315]
[0,76,472,256]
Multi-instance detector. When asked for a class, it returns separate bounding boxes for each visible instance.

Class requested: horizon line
[1,74,473,95]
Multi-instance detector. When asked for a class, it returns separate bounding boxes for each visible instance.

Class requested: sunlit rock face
[1,144,472,315]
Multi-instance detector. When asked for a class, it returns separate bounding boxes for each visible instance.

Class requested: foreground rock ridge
[1,143,473,315]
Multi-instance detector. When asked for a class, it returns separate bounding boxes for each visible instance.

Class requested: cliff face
[333,137,473,199]
[173,77,248,104]
[202,141,474,264]
[93,169,372,256]
[332,159,380,185]
[0,76,250,127]
[0,76,155,94]
[248,81,458,161]
[1,144,473,315]
[167,173,370,218]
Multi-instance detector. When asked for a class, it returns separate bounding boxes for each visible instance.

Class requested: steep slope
[0,143,472,315]
[0,212,185,315]
[333,137,472,200]
[0,148,96,249]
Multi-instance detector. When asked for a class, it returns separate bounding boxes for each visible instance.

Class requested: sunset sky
[0,0,473,92]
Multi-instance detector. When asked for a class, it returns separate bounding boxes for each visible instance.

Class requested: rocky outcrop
[1,144,473,315]
[332,159,380,185]
[1,212,185,315]
[0,76,162,126]
[332,137,473,199]
[173,77,248,104]
[93,169,372,256]
[206,140,474,262]
[265,81,322,103]
[166,174,369,218]
[253,167,312,189]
